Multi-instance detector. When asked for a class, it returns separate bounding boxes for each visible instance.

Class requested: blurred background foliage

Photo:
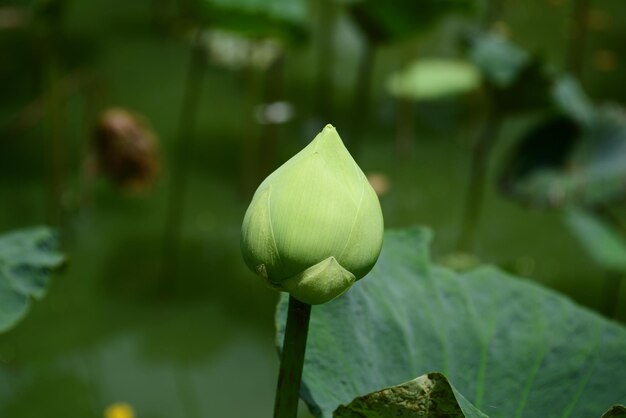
[1,0,625,416]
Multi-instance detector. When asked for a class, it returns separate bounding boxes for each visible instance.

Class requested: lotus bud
[241,124,384,305]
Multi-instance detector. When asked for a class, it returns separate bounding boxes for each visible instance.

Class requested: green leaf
[386,59,481,101]
[347,0,478,44]
[468,32,529,88]
[333,372,487,418]
[553,76,595,126]
[602,405,626,418]
[565,208,626,272]
[198,0,308,42]
[468,32,552,114]
[499,115,580,206]
[500,107,626,208]
[0,226,65,333]
[276,228,626,418]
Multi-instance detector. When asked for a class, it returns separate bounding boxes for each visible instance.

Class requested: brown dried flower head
[94,108,159,192]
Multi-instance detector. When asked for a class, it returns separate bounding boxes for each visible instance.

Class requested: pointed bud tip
[316,123,343,147]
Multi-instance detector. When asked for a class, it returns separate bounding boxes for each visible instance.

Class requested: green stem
[160,31,204,289]
[78,74,105,212]
[177,0,193,20]
[458,109,502,252]
[240,66,263,195]
[314,0,336,122]
[395,98,416,159]
[274,296,312,418]
[350,41,375,150]
[43,53,64,227]
[484,0,504,26]
[150,0,174,29]
[39,4,66,228]
[259,54,285,180]
[566,0,590,78]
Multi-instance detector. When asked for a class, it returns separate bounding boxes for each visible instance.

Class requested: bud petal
[240,186,281,286]
[282,257,355,305]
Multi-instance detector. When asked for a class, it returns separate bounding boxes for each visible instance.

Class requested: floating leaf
[387,59,481,101]
[0,226,65,333]
[276,228,626,418]
[334,372,487,418]
[565,208,626,273]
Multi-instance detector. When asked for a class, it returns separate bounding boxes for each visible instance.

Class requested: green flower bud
[241,124,384,305]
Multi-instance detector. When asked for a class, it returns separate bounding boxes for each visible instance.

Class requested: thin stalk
[457,109,503,252]
[350,41,375,150]
[43,53,65,227]
[177,0,193,21]
[240,66,263,195]
[4,71,85,136]
[394,49,419,160]
[259,54,286,180]
[484,0,504,26]
[395,98,416,159]
[566,0,591,78]
[314,0,336,122]
[160,31,205,288]
[274,296,312,418]
[37,3,66,228]
[78,74,105,212]
[151,0,176,29]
